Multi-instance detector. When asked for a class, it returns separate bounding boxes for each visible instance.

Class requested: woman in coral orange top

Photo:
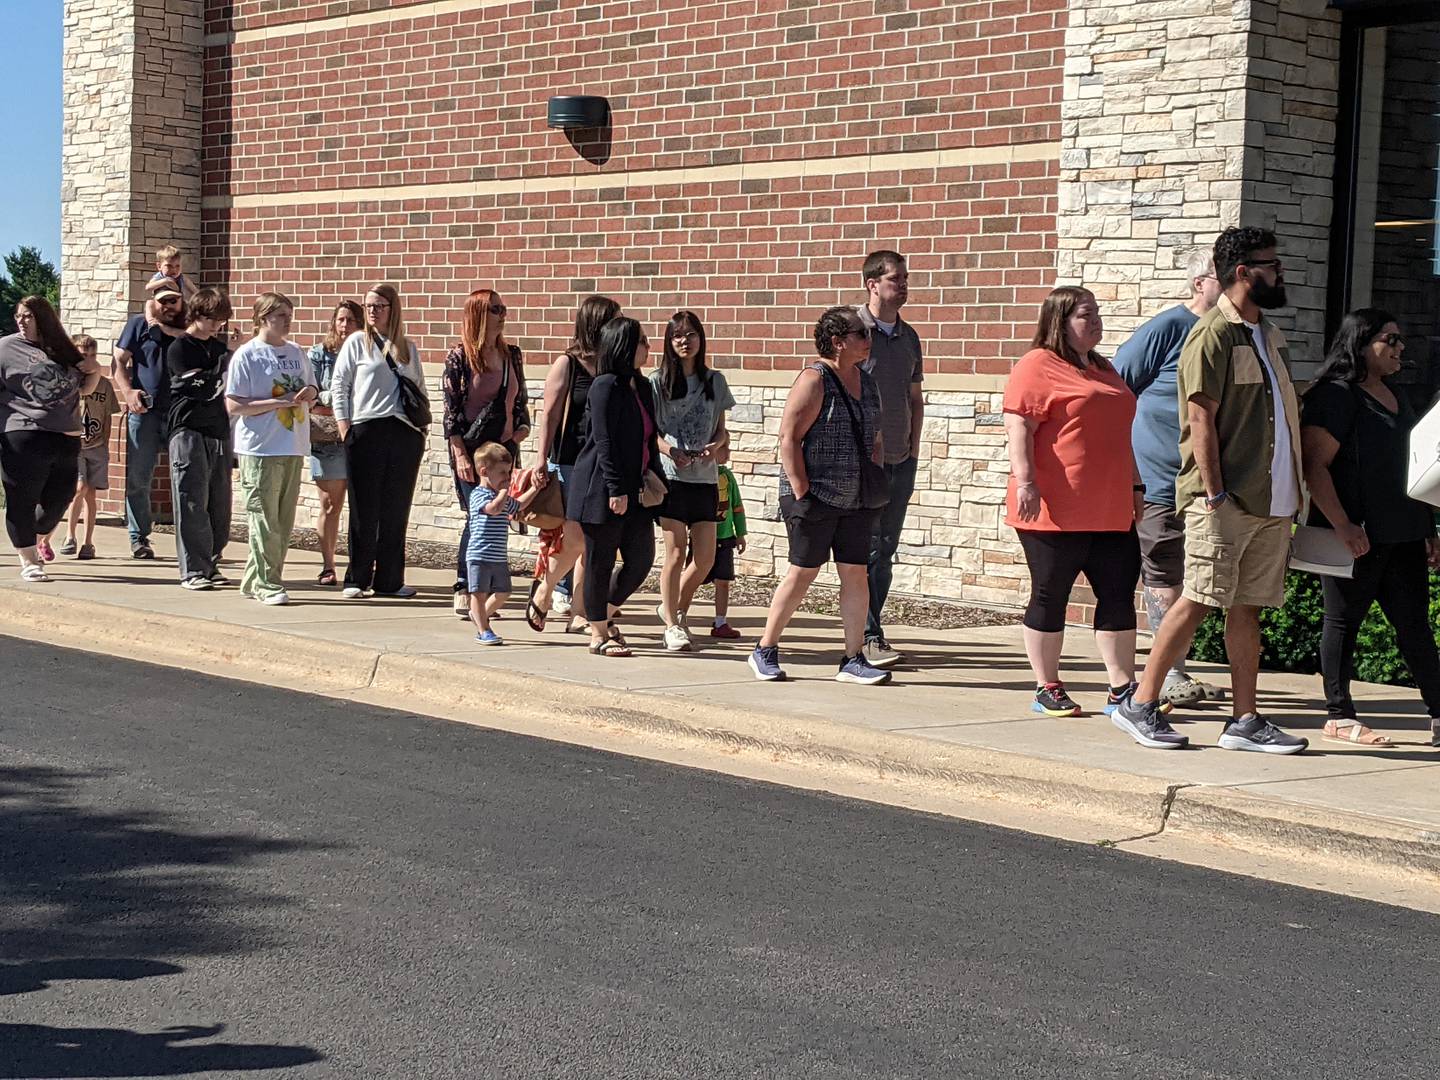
[1003,286,1151,721]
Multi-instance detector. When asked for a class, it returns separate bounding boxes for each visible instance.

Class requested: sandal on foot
[588,638,632,657]
[20,564,50,582]
[317,568,338,586]
[525,579,549,632]
[1322,719,1393,747]
[607,625,630,649]
[565,617,590,634]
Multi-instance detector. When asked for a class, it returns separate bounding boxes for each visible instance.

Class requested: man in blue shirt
[1112,247,1222,707]
[112,279,187,558]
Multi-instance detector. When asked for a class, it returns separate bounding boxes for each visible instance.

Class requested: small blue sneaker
[475,629,503,646]
[836,653,892,685]
[749,644,785,681]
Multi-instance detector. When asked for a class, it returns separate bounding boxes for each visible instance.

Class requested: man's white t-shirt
[1244,320,1299,518]
[225,339,314,457]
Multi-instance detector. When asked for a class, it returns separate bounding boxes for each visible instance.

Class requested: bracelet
[1133,484,1146,493]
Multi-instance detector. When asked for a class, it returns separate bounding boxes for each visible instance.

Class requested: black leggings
[1017,528,1140,633]
[0,430,80,549]
[580,509,656,623]
[1321,539,1440,720]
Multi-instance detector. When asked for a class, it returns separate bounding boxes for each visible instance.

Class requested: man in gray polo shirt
[857,249,924,669]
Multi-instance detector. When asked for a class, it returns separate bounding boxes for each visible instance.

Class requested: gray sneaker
[862,638,902,669]
[1111,695,1189,750]
[1218,713,1307,755]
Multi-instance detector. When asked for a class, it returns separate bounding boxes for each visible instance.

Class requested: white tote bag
[1406,396,1440,508]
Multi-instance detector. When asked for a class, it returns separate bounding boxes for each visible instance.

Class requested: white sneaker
[342,586,373,599]
[181,576,214,591]
[663,623,692,652]
[261,591,290,606]
[553,593,573,616]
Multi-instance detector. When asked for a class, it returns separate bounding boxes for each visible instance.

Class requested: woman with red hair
[442,288,529,615]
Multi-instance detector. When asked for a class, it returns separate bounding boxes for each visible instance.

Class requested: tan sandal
[1322,719,1393,747]
[588,638,631,657]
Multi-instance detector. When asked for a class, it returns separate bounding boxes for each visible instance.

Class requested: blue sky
[0,1,60,266]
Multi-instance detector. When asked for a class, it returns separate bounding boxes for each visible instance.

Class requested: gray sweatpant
[168,428,231,582]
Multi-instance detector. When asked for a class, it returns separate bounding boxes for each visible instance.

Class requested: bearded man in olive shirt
[1113,226,1308,755]
[856,250,924,670]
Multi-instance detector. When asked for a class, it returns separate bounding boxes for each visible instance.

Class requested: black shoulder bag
[461,347,513,451]
[376,333,432,430]
[817,362,890,511]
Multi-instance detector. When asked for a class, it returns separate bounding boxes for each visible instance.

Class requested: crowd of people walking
[2,230,1439,752]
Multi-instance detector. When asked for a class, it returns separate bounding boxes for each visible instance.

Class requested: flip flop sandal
[525,579,549,633]
[607,625,630,649]
[588,638,632,657]
[565,617,590,634]
[1322,719,1394,747]
[317,568,338,586]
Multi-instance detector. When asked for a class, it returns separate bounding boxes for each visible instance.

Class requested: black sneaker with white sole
[1218,713,1307,754]
[1111,695,1189,749]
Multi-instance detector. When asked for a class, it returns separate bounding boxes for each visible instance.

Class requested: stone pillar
[1058,0,1339,369]
[61,0,204,519]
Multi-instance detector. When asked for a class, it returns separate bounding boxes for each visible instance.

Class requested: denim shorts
[466,559,512,595]
[309,442,348,482]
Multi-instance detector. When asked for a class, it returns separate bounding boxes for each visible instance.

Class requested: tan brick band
[201,142,1063,212]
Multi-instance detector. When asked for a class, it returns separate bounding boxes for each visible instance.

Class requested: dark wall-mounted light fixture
[547,96,610,129]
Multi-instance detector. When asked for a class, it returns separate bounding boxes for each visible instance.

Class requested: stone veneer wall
[1058,0,1340,373]
[63,0,207,521]
[279,372,1022,607]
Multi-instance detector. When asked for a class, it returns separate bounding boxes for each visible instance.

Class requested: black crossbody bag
[817,362,890,511]
[376,333,432,430]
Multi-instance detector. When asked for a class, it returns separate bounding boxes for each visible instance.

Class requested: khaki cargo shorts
[1181,498,1290,609]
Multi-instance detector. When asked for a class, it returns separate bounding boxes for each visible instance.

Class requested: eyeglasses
[1244,259,1283,271]
[846,325,872,340]
[1379,333,1404,347]
[671,331,698,343]
[364,301,391,311]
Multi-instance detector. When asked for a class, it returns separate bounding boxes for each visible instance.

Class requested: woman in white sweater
[331,283,430,598]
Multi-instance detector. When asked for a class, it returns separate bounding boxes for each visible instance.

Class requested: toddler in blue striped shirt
[466,442,542,645]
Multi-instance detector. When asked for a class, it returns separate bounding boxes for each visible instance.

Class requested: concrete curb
[5,588,1438,882]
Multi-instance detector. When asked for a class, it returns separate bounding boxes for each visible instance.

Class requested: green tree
[0,246,61,334]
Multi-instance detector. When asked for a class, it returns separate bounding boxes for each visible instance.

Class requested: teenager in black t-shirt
[166,288,236,591]
[1301,308,1440,746]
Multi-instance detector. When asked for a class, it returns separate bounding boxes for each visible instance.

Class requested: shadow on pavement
[0,958,183,998]
[0,1022,323,1077]
[0,764,334,961]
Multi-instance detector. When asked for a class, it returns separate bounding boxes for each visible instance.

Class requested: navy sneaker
[749,644,786,682]
[1033,683,1082,717]
[1218,713,1307,754]
[836,654,892,685]
[1111,695,1189,749]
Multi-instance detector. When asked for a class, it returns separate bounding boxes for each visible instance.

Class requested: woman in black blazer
[565,317,666,655]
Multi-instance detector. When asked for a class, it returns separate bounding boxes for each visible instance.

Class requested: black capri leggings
[0,429,80,549]
[580,508,657,623]
[1016,528,1140,633]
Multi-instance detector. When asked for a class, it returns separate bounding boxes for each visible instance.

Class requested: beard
[1251,278,1287,310]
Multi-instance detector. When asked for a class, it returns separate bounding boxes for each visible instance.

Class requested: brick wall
[193,0,1066,606]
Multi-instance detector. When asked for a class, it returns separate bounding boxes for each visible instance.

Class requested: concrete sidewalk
[5,524,1440,887]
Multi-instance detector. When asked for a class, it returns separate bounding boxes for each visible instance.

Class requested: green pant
[238,454,303,599]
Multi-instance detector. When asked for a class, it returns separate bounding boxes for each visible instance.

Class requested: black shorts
[781,493,876,569]
[704,536,737,584]
[658,479,719,526]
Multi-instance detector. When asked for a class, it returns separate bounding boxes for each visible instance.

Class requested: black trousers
[1321,539,1440,720]
[1016,528,1141,633]
[580,509,656,623]
[343,416,425,593]
[0,430,80,549]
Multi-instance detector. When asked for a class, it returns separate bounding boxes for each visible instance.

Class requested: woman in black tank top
[527,295,621,633]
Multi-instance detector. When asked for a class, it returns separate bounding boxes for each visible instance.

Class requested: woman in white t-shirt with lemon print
[225,292,318,606]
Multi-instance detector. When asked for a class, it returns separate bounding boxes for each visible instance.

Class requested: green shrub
[1189,569,1440,687]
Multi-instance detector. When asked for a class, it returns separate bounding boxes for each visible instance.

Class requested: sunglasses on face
[158,297,182,306]
[1378,333,1404,347]
[846,325,871,340]
[488,304,507,318]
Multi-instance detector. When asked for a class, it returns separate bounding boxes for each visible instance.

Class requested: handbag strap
[556,355,576,459]
[816,361,870,465]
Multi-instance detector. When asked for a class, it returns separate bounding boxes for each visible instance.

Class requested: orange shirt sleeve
[1002,350,1054,421]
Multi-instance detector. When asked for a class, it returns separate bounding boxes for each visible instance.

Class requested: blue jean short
[466,559,512,595]
[310,443,347,481]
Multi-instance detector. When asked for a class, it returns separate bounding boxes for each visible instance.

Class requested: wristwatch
[1204,491,1229,509]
